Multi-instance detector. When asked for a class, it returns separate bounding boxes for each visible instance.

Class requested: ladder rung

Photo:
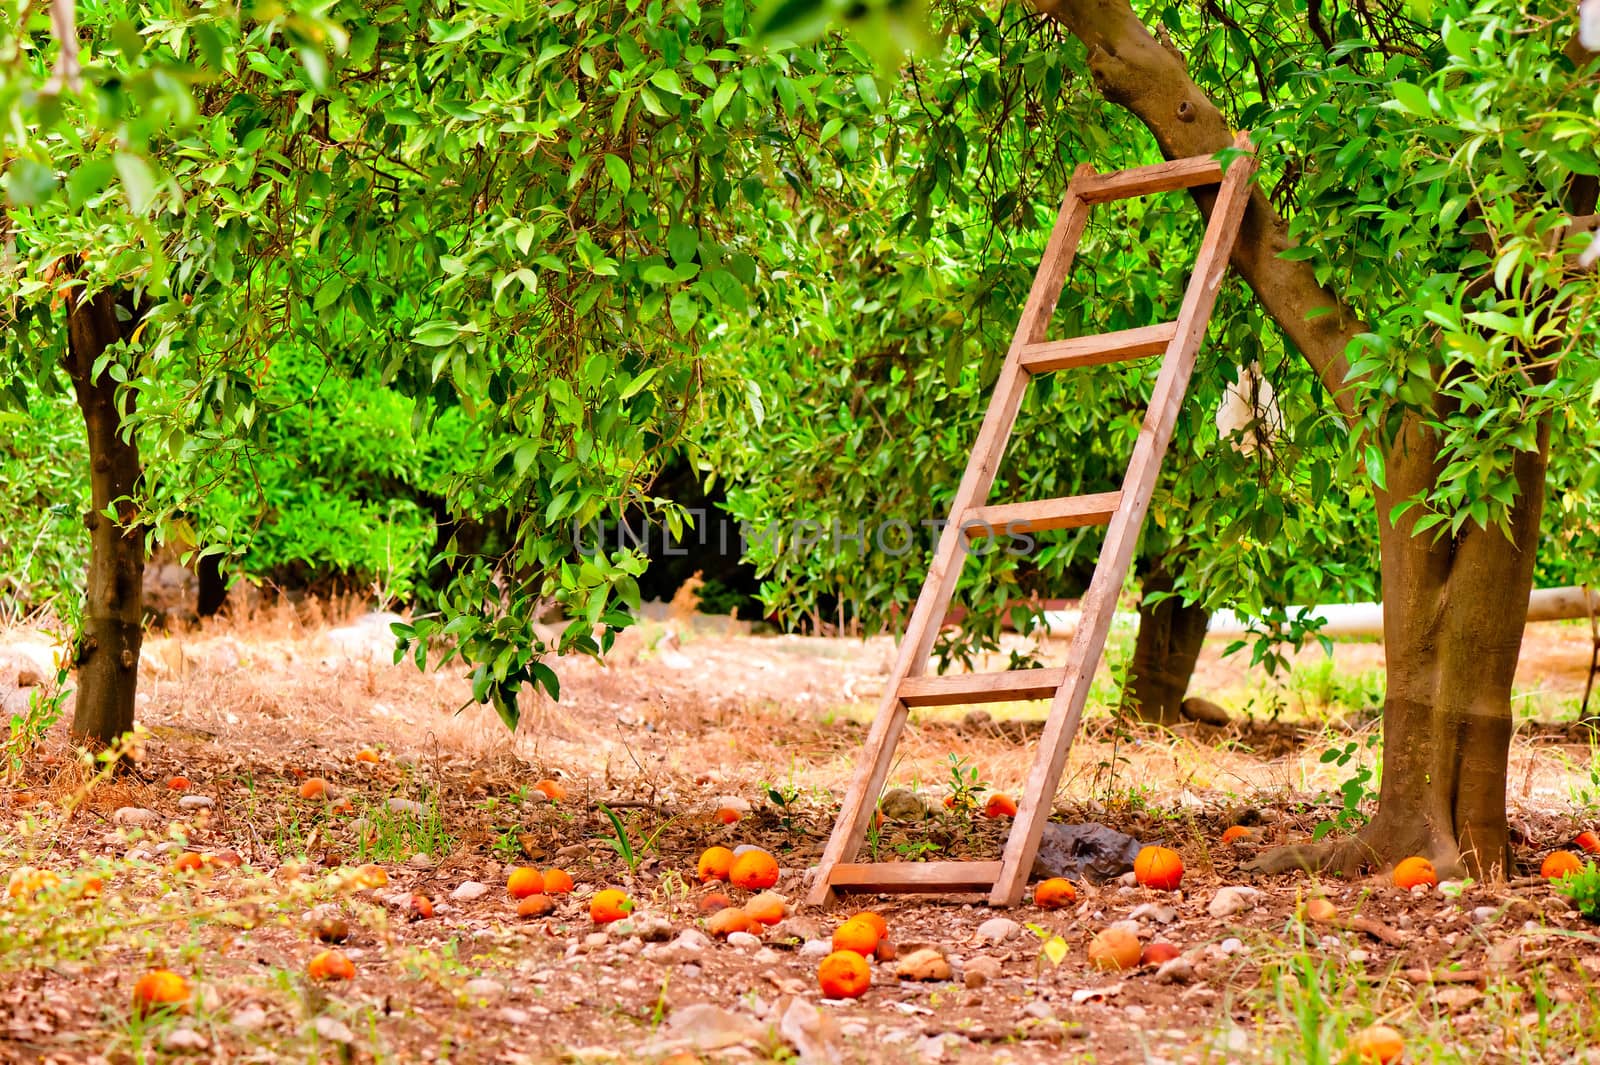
[1078,156,1224,203]
[1020,322,1177,373]
[899,668,1066,707]
[827,861,1003,893]
[964,492,1121,538]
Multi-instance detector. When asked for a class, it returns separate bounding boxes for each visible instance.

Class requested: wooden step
[898,668,1066,707]
[1078,155,1225,203]
[826,861,1004,894]
[963,492,1121,538]
[1020,322,1177,373]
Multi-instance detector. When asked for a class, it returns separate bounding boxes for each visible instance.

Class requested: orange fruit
[729,850,779,890]
[205,850,243,868]
[1578,830,1600,854]
[307,949,356,981]
[1353,1023,1404,1063]
[743,892,787,926]
[131,970,190,1014]
[705,907,754,936]
[984,794,1018,819]
[1033,878,1077,909]
[1141,941,1181,966]
[818,950,871,999]
[1391,856,1437,889]
[541,868,575,894]
[167,776,191,791]
[354,864,388,888]
[172,852,205,873]
[831,917,881,957]
[78,876,104,898]
[697,847,735,883]
[507,867,546,899]
[355,749,380,764]
[516,894,556,917]
[698,892,735,913]
[850,911,888,940]
[1305,898,1339,923]
[533,779,568,802]
[1133,846,1184,890]
[1542,851,1583,880]
[6,867,58,897]
[714,807,742,824]
[410,894,434,919]
[590,889,633,924]
[1221,826,1251,844]
[299,778,329,800]
[1088,927,1142,971]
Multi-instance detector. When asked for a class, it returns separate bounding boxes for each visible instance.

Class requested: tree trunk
[1122,567,1209,726]
[64,289,146,747]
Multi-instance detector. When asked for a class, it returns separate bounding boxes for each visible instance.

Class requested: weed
[596,804,675,876]
[943,754,987,815]
[1311,734,1381,841]
[3,662,69,782]
[1554,861,1600,920]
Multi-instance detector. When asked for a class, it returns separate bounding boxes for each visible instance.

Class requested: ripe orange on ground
[832,917,881,957]
[1305,898,1339,923]
[516,894,556,917]
[78,876,104,898]
[298,778,329,800]
[541,868,575,894]
[172,852,205,873]
[818,950,871,999]
[354,864,389,888]
[705,907,754,936]
[984,794,1017,819]
[410,894,435,919]
[714,807,742,824]
[699,892,734,913]
[1542,851,1583,880]
[355,749,380,764]
[729,850,779,890]
[131,970,190,1014]
[1033,878,1077,909]
[1141,941,1180,966]
[507,867,545,899]
[590,889,633,924]
[1391,856,1437,889]
[307,949,356,981]
[1353,1023,1404,1063]
[6,867,59,897]
[167,776,191,791]
[697,847,735,883]
[849,911,888,940]
[205,850,243,868]
[1221,826,1251,844]
[744,892,787,925]
[1133,846,1184,890]
[1088,927,1142,971]
[533,779,568,802]
[1578,830,1600,854]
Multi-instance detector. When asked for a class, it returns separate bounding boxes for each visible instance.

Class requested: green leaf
[1389,81,1432,118]
[113,153,158,214]
[603,154,631,195]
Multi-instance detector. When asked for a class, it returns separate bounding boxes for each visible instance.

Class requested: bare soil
[1,605,1599,1063]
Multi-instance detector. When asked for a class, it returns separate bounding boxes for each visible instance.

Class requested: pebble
[800,938,832,959]
[963,956,1002,988]
[624,915,675,942]
[162,1027,207,1052]
[177,796,214,810]
[450,881,489,902]
[682,964,702,978]
[125,846,155,863]
[155,841,185,856]
[753,947,782,965]
[1130,902,1178,924]
[726,931,762,950]
[1219,938,1244,956]
[1117,872,1139,887]
[386,798,425,816]
[230,1005,268,1031]
[1022,1002,1054,1021]
[463,978,504,1001]
[1348,949,1370,964]
[673,929,711,953]
[114,807,159,826]
[879,787,928,821]
[499,1007,532,1025]
[616,939,643,956]
[584,932,610,950]
[1472,906,1499,924]
[406,853,436,870]
[976,917,1021,944]
[1155,957,1195,984]
[1207,886,1260,919]
[312,1016,355,1044]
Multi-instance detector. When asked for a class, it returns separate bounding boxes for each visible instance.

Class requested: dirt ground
[2,604,1599,1064]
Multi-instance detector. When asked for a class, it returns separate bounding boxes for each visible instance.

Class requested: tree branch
[1028,0,1362,425]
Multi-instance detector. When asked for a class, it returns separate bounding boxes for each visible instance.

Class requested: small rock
[1488,936,1521,970]
[658,1003,767,1051]
[1022,1002,1054,1021]
[1118,872,1139,887]
[624,914,676,942]
[584,932,610,950]
[463,978,504,1001]
[450,880,490,902]
[1182,984,1218,1003]
[1472,906,1499,924]
[1130,902,1178,924]
[1436,986,1482,1011]
[499,1007,532,1025]
[913,1033,950,1062]
[895,948,952,981]
[1208,886,1260,919]
[231,1005,268,1032]
[715,795,753,814]
[963,956,1002,988]
[114,807,159,826]
[672,929,712,953]
[753,948,782,965]
[799,939,832,960]
[555,843,589,861]
[779,996,843,1064]
[770,917,825,945]
[406,853,436,870]
[386,798,425,816]
[726,931,762,950]
[879,787,928,821]
[1155,957,1195,984]
[177,796,214,810]
[312,1016,355,1044]
[162,1027,208,1052]
[1347,949,1370,964]
[1219,937,1244,956]
[976,917,1021,944]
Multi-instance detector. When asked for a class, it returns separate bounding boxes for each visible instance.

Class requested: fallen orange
[983,794,1018,819]
[307,949,356,981]
[1088,927,1142,971]
[516,893,556,917]
[705,907,754,936]
[1133,846,1184,890]
[849,911,888,940]
[743,892,787,926]
[167,776,191,791]
[590,889,633,924]
[410,894,435,919]
[1221,826,1251,845]
[541,868,575,894]
[533,779,568,802]
[298,778,329,800]
[1542,851,1583,880]
[832,916,881,957]
[172,852,205,873]
[1391,856,1436,890]
[1353,1023,1404,1063]
[818,950,871,999]
[131,970,190,1014]
[507,867,545,899]
[1033,877,1077,909]
[354,864,389,888]
[355,749,380,764]
[714,807,742,824]
[697,846,735,883]
[729,850,779,890]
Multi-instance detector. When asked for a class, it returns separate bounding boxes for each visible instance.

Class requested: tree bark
[64,289,146,747]
[1122,567,1210,726]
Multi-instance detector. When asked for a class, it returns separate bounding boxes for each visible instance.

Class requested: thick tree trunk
[1122,568,1209,726]
[64,289,146,747]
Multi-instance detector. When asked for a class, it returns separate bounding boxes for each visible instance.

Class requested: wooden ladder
[808,134,1259,908]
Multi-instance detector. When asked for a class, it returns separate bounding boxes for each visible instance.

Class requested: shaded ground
[2,604,1600,1063]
